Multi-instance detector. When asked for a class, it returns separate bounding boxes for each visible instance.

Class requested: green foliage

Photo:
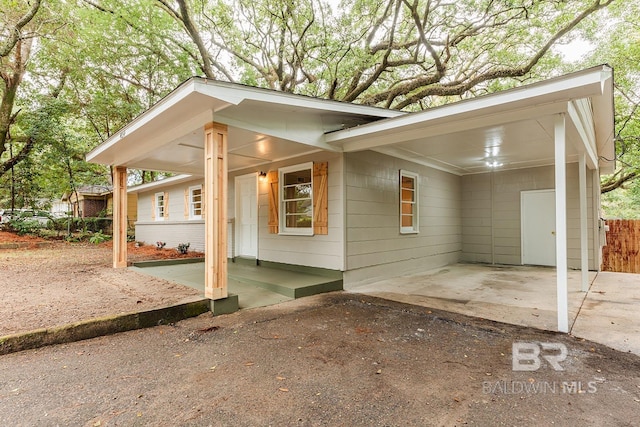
[7,218,42,236]
[2,0,637,216]
[177,242,190,254]
[47,217,113,234]
[88,231,111,244]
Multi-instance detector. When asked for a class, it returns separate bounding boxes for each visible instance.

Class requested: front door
[235,173,258,258]
[521,189,556,266]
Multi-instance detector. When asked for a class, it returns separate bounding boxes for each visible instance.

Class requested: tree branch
[0,0,41,58]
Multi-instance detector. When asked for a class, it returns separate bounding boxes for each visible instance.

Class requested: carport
[329,66,615,333]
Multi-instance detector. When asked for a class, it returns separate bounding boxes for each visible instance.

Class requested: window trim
[279,162,314,236]
[399,170,419,234]
[189,185,203,220]
[154,192,165,222]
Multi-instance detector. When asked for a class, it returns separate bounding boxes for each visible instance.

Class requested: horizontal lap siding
[135,221,205,252]
[461,164,596,269]
[134,179,205,251]
[344,151,462,286]
[254,152,343,271]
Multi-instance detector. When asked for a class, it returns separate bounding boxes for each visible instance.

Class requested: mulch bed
[0,231,203,261]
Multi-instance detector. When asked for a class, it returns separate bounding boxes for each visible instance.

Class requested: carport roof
[327,65,615,175]
[87,65,615,176]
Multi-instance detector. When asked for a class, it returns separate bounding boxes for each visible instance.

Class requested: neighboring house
[63,185,138,227]
[105,191,138,229]
[88,65,615,332]
[64,185,112,218]
[50,200,71,218]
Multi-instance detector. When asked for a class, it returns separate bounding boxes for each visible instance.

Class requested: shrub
[88,231,111,244]
[177,242,190,254]
[8,218,41,236]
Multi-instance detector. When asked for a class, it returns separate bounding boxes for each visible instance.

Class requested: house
[64,185,111,218]
[87,65,615,332]
[62,185,138,228]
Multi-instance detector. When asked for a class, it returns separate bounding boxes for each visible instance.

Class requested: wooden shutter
[184,188,189,219]
[313,162,328,235]
[151,196,156,221]
[163,192,169,220]
[267,170,279,234]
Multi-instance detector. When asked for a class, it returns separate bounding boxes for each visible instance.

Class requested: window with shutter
[268,161,329,236]
[189,185,202,219]
[279,163,313,235]
[154,192,165,221]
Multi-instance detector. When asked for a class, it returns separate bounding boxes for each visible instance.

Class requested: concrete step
[228,264,343,299]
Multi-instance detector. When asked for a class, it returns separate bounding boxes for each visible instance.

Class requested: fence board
[602,219,640,273]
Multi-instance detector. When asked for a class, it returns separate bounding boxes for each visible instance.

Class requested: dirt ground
[0,232,203,336]
[1,233,640,425]
[1,294,639,426]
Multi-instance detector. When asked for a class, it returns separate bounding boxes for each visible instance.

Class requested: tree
[155,0,614,110]
[0,0,42,179]
[581,0,640,215]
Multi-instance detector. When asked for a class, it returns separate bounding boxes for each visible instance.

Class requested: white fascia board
[87,79,245,165]
[194,79,403,119]
[127,174,200,194]
[341,102,568,153]
[87,79,201,163]
[326,66,612,151]
[567,101,598,170]
[591,69,616,174]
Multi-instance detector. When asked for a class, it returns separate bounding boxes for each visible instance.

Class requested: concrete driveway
[348,263,640,356]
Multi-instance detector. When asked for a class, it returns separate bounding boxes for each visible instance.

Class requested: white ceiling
[371,116,582,175]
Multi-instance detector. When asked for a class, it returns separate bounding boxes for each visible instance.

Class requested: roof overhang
[326,65,615,175]
[86,78,402,174]
[127,174,197,194]
[87,66,615,177]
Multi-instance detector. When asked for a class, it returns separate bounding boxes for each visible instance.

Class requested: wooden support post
[554,114,569,333]
[204,122,228,300]
[113,166,128,268]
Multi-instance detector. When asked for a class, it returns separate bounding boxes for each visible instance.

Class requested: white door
[235,174,258,258]
[521,190,556,266]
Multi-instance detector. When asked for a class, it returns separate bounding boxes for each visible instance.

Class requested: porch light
[259,171,268,182]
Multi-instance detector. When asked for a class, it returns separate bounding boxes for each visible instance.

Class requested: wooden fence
[601,219,640,273]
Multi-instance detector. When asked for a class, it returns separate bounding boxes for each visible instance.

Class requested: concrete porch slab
[130,259,342,309]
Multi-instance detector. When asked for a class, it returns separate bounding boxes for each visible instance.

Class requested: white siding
[135,179,205,251]
[136,221,205,252]
[461,164,597,269]
[343,151,462,287]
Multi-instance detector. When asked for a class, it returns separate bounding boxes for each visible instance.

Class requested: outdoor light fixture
[259,171,268,182]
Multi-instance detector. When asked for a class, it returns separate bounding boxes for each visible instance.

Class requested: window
[279,163,313,235]
[189,185,202,219]
[400,170,419,234]
[155,192,165,221]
